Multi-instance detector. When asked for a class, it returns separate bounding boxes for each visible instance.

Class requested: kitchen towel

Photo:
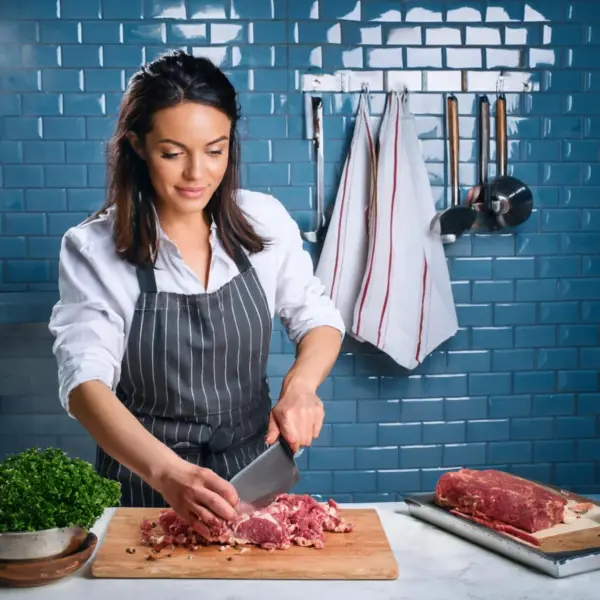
[352,91,458,368]
[315,91,376,334]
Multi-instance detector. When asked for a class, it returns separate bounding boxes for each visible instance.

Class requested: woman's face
[129,101,231,216]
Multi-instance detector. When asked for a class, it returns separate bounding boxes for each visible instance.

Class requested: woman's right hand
[152,458,239,535]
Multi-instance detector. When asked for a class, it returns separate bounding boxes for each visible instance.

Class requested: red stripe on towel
[330,145,352,301]
[354,105,378,335]
[415,255,428,362]
[376,97,400,347]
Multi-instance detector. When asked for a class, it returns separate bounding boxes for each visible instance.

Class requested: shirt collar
[150,202,230,268]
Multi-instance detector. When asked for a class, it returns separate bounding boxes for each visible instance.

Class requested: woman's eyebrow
[157,138,187,149]
[206,135,229,146]
[157,135,229,149]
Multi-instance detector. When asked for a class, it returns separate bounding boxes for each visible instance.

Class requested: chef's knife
[230,437,300,511]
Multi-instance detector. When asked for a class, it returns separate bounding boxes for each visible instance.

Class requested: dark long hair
[101,50,267,266]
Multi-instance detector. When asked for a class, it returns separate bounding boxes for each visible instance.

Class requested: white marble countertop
[3,501,600,600]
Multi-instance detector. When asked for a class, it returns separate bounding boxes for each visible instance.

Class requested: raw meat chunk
[435,469,567,533]
[233,512,291,550]
[449,509,541,547]
[140,493,353,552]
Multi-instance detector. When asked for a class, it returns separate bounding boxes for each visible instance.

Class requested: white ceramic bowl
[0,525,88,561]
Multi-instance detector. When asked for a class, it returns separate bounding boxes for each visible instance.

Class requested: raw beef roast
[434,469,575,544]
[140,493,353,552]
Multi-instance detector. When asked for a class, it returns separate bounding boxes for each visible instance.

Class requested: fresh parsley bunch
[0,447,121,533]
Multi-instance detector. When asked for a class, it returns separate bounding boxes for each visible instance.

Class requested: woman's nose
[183,155,204,181]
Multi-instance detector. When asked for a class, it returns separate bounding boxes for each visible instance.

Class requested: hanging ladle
[430,94,476,241]
[302,95,325,243]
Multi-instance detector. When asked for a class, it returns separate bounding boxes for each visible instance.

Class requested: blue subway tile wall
[0,0,599,498]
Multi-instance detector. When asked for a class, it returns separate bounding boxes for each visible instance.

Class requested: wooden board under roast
[534,491,600,554]
[91,508,399,580]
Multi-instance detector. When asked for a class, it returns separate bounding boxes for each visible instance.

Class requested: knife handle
[278,436,296,459]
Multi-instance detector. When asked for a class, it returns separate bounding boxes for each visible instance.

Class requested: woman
[48,50,344,530]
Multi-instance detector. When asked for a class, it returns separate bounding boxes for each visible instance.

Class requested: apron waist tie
[172,425,266,458]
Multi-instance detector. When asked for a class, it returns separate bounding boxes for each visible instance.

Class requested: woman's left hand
[265,375,324,453]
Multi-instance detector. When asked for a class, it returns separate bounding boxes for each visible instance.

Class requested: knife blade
[230,437,300,511]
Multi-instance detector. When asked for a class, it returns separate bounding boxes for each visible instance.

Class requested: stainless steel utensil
[486,93,534,229]
[302,95,326,243]
[465,94,498,231]
[429,94,476,240]
[465,94,491,209]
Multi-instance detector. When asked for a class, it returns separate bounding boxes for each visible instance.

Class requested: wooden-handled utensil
[485,93,534,230]
[429,94,476,240]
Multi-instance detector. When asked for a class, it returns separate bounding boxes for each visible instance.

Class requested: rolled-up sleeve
[274,206,345,344]
[48,230,126,417]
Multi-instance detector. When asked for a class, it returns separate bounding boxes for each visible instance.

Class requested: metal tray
[404,492,600,578]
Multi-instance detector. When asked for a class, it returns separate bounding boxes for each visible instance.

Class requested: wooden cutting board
[91,508,399,580]
[535,499,600,553]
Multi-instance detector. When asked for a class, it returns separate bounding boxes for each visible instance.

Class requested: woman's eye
[161,152,180,159]
[209,150,223,156]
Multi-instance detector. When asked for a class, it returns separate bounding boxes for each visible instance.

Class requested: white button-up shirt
[49,188,345,416]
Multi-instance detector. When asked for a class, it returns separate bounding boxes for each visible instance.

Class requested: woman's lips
[175,186,206,198]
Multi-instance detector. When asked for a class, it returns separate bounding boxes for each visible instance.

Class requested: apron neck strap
[231,243,251,273]
[135,244,252,294]
[136,264,157,293]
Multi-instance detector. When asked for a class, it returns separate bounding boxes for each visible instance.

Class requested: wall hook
[400,85,409,105]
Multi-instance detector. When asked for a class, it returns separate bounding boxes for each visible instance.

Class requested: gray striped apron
[95,243,272,507]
